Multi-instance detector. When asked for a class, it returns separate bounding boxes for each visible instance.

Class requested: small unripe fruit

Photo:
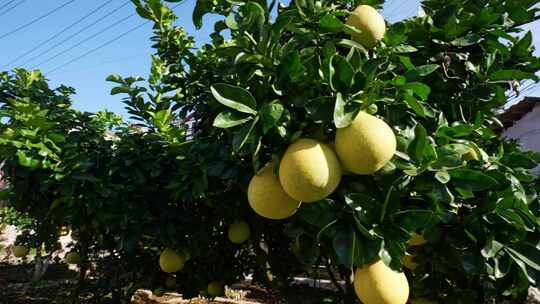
[159,248,185,273]
[65,252,81,265]
[13,245,29,258]
[227,221,251,244]
[207,281,224,297]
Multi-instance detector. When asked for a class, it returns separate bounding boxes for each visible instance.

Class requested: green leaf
[404,82,431,101]
[416,64,439,76]
[213,111,253,128]
[403,94,427,117]
[412,123,427,163]
[192,0,208,29]
[512,31,533,57]
[260,101,284,133]
[450,33,482,46]
[211,84,258,114]
[332,224,362,268]
[330,55,354,92]
[489,70,539,82]
[299,200,337,228]
[279,51,307,83]
[395,210,439,231]
[481,239,504,258]
[320,14,343,32]
[16,150,39,168]
[336,39,368,55]
[506,243,540,272]
[449,169,499,191]
[334,93,359,128]
[393,45,418,53]
[435,170,450,184]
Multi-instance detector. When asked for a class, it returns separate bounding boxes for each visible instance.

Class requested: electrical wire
[1,0,113,69]
[18,0,131,68]
[45,1,186,75]
[0,0,26,18]
[0,0,76,41]
[0,0,17,11]
[32,10,137,70]
[386,0,409,19]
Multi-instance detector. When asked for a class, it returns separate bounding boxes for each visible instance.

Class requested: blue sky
[0,0,538,118]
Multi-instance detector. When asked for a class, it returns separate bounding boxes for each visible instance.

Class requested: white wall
[502,104,540,173]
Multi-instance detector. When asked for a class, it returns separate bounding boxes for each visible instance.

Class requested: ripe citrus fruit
[13,245,29,258]
[335,112,396,175]
[248,163,300,219]
[159,248,185,273]
[65,252,81,264]
[408,233,427,247]
[207,281,224,297]
[354,260,409,304]
[346,5,386,49]
[279,138,342,202]
[228,221,251,244]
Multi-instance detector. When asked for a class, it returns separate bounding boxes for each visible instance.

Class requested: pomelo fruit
[279,138,342,202]
[207,281,224,297]
[354,260,409,304]
[159,248,185,273]
[228,221,251,244]
[346,5,386,49]
[335,111,396,175]
[248,163,300,219]
[13,245,29,258]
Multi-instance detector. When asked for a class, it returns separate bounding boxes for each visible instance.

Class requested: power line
[386,0,409,18]
[18,0,131,68]
[46,1,187,75]
[0,0,76,41]
[32,8,137,70]
[0,0,17,11]
[0,0,27,18]
[1,0,113,69]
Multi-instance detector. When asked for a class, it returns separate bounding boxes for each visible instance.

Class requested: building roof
[498,97,540,129]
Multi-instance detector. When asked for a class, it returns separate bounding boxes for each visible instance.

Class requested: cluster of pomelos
[156,5,425,303]
[157,220,251,297]
[246,5,418,303]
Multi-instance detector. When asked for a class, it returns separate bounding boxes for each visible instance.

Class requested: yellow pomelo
[279,138,342,202]
[335,112,396,175]
[228,221,251,244]
[408,233,427,247]
[207,281,224,297]
[401,253,418,270]
[159,248,185,273]
[248,164,300,219]
[346,5,386,49]
[354,260,410,304]
[13,245,29,258]
[65,252,81,264]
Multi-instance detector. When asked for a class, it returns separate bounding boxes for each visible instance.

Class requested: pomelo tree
[128,0,540,302]
[0,0,539,303]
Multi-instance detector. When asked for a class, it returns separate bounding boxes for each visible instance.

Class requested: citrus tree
[1,0,539,303]
[128,0,540,302]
